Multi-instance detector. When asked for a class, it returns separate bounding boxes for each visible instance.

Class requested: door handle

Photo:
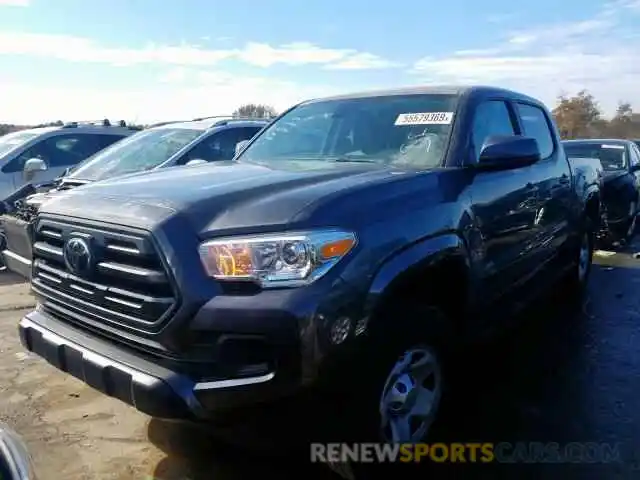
[526,182,539,192]
[559,174,570,184]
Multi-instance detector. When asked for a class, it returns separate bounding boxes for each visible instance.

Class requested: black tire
[326,305,450,479]
[622,199,638,244]
[563,217,595,300]
[0,229,6,272]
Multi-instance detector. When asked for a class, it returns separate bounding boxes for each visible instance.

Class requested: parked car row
[3,85,629,479]
[0,116,269,274]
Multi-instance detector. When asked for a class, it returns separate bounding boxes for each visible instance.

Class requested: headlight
[198,229,356,288]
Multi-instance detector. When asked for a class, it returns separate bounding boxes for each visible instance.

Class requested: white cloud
[0,29,398,123]
[0,0,29,6]
[0,72,340,125]
[411,6,640,115]
[0,32,394,69]
[324,52,400,70]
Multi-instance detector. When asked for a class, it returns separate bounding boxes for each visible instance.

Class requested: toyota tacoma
[18,86,601,474]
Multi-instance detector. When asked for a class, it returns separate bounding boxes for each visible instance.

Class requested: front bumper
[19,310,298,420]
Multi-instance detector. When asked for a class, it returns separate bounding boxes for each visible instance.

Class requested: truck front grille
[31,216,178,334]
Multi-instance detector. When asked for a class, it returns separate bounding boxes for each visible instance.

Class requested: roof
[302,84,539,104]
[13,126,59,135]
[148,118,270,131]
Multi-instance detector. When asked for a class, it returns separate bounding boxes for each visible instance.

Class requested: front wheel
[328,306,448,479]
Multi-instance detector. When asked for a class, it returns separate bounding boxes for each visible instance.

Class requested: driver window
[471,101,516,160]
[4,142,47,173]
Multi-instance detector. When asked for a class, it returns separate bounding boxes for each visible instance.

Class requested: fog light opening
[330,316,352,345]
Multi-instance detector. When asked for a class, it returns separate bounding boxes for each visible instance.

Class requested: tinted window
[66,128,204,181]
[4,133,121,173]
[238,94,459,170]
[471,101,516,159]
[515,103,554,158]
[563,142,627,171]
[182,127,262,164]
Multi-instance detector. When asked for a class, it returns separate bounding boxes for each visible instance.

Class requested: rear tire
[563,217,595,300]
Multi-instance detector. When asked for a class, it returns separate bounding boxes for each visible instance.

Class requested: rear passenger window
[471,101,516,160]
[515,103,554,159]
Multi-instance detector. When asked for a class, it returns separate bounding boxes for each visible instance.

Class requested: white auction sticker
[601,144,625,149]
[394,112,454,126]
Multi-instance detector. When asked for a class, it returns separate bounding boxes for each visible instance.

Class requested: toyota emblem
[63,237,92,276]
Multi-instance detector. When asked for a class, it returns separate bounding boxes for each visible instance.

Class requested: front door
[467,99,540,304]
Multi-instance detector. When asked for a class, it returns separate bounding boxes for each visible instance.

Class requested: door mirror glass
[478,136,541,170]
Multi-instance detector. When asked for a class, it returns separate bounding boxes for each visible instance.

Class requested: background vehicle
[0,116,268,277]
[17,86,601,479]
[563,139,640,245]
[0,120,137,199]
[0,424,36,480]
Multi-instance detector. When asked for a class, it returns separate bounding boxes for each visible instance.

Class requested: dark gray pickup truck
[18,86,601,477]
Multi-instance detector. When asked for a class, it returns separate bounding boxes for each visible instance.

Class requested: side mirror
[0,424,37,479]
[23,158,47,181]
[234,140,250,157]
[477,136,541,170]
[186,159,208,166]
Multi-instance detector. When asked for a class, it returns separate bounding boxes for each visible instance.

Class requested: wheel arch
[364,234,472,342]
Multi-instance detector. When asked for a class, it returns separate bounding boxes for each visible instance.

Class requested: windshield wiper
[332,156,379,163]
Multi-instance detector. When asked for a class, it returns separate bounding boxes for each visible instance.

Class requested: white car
[0,121,137,199]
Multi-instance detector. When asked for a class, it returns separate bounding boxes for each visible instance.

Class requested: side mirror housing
[186,159,207,166]
[234,140,250,157]
[23,158,47,181]
[477,136,541,170]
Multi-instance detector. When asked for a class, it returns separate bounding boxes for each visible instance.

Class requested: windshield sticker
[394,112,454,126]
[601,144,625,149]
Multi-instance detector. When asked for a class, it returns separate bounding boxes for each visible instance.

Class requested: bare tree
[232,104,277,119]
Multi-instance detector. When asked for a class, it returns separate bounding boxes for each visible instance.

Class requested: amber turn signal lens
[320,238,355,260]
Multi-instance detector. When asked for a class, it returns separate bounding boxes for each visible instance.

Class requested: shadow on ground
[0,271,27,287]
[146,258,640,479]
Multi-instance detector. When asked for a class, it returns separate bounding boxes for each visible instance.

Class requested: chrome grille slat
[31,217,177,332]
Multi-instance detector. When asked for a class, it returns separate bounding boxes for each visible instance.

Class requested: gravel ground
[0,273,331,480]
[2,241,640,479]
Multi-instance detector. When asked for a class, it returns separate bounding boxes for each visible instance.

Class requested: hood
[40,161,441,235]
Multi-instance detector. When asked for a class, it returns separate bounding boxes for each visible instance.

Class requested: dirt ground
[0,273,328,480]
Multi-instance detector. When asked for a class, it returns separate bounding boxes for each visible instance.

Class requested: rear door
[512,101,574,267]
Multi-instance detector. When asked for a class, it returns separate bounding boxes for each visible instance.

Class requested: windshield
[67,127,204,181]
[237,93,459,170]
[0,130,40,157]
[563,142,627,171]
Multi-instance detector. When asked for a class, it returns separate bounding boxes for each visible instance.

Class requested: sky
[0,0,639,124]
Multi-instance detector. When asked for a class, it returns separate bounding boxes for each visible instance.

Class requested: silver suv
[0,121,137,198]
